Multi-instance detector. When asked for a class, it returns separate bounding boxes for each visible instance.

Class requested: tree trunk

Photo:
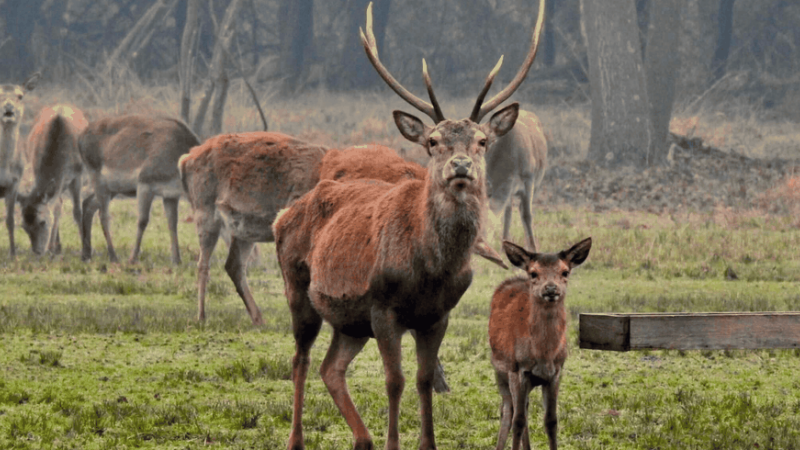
[635,0,650,59]
[336,0,391,89]
[108,0,178,67]
[581,0,652,168]
[711,0,736,83]
[278,0,314,89]
[542,0,556,67]
[0,0,45,79]
[644,0,683,160]
[193,0,242,137]
[179,0,200,124]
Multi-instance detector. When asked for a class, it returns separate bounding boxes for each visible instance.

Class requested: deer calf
[489,237,591,450]
[79,114,200,264]
[18,105,88,255]
[0,73,40,256]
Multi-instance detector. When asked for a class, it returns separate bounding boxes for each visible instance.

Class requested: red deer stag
[489,238,592,450]
[17,105,88,255]
[79,115,200,264]
[272,1,545,448]
[486,111,547,251]
[0,72,40,256]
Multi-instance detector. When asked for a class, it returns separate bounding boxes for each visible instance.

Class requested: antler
[470,0,546,123]
[360,2,445,123]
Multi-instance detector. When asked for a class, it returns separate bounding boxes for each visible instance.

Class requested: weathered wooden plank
[579,312,800,351]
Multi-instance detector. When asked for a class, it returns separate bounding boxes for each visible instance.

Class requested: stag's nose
[451,157,472,177]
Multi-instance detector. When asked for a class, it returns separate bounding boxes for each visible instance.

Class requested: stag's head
[0,73,39,128]
[360,0,544,200]
[503,238,592,306]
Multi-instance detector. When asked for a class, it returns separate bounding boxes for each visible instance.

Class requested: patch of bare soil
[535,134,800,213]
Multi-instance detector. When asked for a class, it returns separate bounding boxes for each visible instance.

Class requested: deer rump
[276,178,474,338]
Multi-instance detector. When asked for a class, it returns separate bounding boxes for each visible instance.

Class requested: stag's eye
[478,138,487,147]
[562,271,570,278]
[428,138,437,147]
[529,271,538,279]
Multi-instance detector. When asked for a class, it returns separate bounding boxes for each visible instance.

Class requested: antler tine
[474,0,546,123]
[360,2,440,123]
[422,59,445,123]
[469,56,504,122]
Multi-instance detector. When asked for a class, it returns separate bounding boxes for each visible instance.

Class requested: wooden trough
[579,312,800,351]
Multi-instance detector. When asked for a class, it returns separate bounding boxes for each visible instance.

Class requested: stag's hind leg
[224,237,264,325]
[285,268,322,450]
[320,330,371,450]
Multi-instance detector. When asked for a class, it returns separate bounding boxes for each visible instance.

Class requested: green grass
[0,197,799,449]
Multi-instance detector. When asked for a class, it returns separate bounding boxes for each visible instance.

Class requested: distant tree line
[0,0,798,98]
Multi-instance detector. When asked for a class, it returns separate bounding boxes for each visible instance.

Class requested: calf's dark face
[503,237,593,305]
[20,201,50,254]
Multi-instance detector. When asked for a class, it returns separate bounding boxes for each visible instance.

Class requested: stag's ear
[393,110,428,146]
[487,102,519,138]
[502,240,532,269]
[561,237,592,269]
[23,72,41,92]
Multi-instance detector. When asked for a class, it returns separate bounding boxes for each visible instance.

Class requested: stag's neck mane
[420,174,487,271]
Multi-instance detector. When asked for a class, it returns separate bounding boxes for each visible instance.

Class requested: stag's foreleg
[320,330,372,450]
[224,237,264,325]
[163,196,181,265]
[286,270,322,450]
[129,184,155,264]
[414,319,449,450]
[6,189,16,257]
[372,308,406,450]
[408,329,450,393]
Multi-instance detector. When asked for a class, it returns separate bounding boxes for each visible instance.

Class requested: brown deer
[489,237,592,450]
[179,137,507,327]
[17,105,88,255]
[0,73,40,256]
[271,1,545,448]
[486,111,548,251]
[78,114,200,264]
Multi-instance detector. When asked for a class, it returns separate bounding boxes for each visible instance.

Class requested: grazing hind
[78,114,200,264]
[18,105,88,255]
[489,237,592,450]
[272,1,545,448]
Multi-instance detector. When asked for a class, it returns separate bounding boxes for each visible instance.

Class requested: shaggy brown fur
[489,238,591,450]
[273,105,520,450]
[78,114,200,264]
[0,73,39,256]
[18,105,88,255]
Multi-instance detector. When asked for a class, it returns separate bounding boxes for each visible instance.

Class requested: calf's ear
[562,237,592,268]
[502,240,532,269]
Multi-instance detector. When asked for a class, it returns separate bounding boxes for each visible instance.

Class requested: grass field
[0,195,799,449]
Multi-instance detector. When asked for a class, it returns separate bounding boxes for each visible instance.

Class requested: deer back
[79,115,199,186]
[320,144,426,183]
